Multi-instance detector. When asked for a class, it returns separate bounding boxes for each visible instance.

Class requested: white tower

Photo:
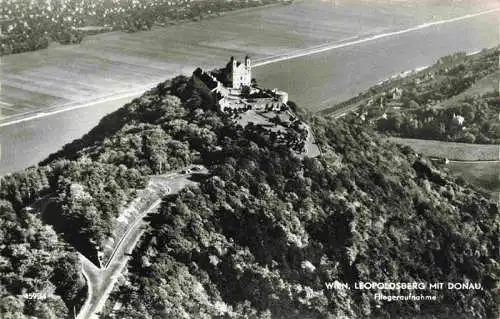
[244,55,251,86]
[245,55,251,72]
[231,56,252,89]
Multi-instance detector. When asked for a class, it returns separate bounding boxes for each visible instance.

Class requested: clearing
[388,137,499,161]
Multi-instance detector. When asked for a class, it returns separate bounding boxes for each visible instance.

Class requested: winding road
[77,166,208,319]
[2,5,494,316]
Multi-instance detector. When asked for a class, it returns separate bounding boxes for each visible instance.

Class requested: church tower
[245,55,251,71]
[231,56,252,89]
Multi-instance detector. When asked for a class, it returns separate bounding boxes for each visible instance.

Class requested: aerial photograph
[0,0,499,318]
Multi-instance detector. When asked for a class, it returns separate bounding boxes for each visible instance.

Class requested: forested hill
[1,70,499,318]
[105,103,499,318]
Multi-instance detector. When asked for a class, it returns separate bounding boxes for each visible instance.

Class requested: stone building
[230,56,252,89]
[192,56,290,113]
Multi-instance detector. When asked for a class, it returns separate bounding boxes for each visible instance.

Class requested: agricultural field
[388,137,499,161]
[445,161,500,193]
[388,137,500,200]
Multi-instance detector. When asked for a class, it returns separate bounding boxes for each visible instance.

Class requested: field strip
[388,137,500,161]
[0,83,163,128]
[1,7,499,128]
[448,160,500,164]
[0,100,14,108]
[253,7,500,67]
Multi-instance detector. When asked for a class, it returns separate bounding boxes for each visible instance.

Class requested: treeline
[375,91,500,144]
[0,167,86,318]
[103,102,499,317]
[401,51,498,105]
[1,0,284,56]
[2,59,499,317]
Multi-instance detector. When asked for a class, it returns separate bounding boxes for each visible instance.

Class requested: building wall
[214,56,289,113]
[219,96,285,112]
[250,98,283,111]
[274,90,288,104]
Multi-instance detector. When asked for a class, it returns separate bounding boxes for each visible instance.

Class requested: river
[0,1,498,175]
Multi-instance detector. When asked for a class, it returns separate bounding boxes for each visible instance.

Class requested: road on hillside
[300,123,321,159]
[77,165,208,319]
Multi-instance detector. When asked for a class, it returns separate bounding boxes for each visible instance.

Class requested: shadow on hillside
[41,201,100,265]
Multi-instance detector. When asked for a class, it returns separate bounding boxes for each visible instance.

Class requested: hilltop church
[227,56,252,89]
[192,56,288,112]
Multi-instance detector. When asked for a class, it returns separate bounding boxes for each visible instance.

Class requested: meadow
[388,137,500,197]
[388,137,499,161]
[446,161,500,192]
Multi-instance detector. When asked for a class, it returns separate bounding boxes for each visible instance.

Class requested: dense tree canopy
[95,93,498,318]
[0,194,85,318]
[324,48,500,144]
[1,60,498,318]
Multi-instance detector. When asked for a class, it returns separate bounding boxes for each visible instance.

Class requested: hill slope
[105,114,499,318]
[58,75,497,318]
[322,47,500,145]
[1,67,499,318]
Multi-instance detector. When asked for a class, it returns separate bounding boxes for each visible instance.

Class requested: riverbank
[1,1,498,176]
[2,0,497,122]
[1,7,498,129]
[0,82,165,128]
